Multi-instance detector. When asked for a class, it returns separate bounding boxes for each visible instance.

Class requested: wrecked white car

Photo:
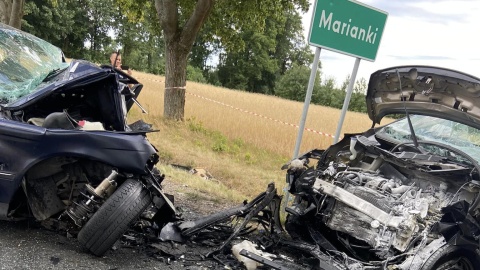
[282,66,480,269]
[159,66,480,270]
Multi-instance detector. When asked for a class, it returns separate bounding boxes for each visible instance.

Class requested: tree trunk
[9,0,23,29]
[164,40,188,120]
[0,0,23,29]
[147,53,151,71]
[155,0,214,121]
[62,37,69,53]
[0,0,12,25]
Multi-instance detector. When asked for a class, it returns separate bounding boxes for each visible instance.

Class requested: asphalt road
[0,181,251,270]
[0,220,186,270]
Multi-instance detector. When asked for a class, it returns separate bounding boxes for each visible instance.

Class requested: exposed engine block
[316,169,454,258]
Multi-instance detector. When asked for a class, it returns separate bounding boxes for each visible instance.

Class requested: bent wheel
[78,179,152,256]
[436,257,475,270]
[421,245,478,270]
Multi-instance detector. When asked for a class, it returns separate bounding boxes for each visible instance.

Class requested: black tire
[421,244,479,270]
[77,179,152,256]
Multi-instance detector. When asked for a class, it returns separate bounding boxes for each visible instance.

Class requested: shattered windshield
[377,115,480,163]
[0,23,68,104]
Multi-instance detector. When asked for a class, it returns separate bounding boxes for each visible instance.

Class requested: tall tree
[154,0,214,120]
[274,8,312,76]
[23,0,90,58]
[217,8,312,94]
[189,24,218,74]
[117,0,309,120]
[217,27,278,93]
[0,0,24,29]
[115,7,164,74]
[86,0,117,63]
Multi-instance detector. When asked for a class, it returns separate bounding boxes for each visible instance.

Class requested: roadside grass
[130,113,288,201]
[155,163,246,203]
[128,70,393,202]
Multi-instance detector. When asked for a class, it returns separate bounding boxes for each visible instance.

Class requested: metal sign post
[283,47,321,212]
[292,47,322,158]
[284,0,388,213]
[333,57,361,143]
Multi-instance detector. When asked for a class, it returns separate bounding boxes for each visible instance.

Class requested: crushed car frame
[0,23,174,256]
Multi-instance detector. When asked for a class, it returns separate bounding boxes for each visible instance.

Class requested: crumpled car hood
[366,66,480,129]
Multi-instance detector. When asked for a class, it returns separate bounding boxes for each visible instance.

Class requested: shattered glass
[0,23,68,104]
[377,114,480,162]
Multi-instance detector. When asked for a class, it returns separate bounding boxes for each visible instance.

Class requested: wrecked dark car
[282,66,480,269]
[0,23,174,256]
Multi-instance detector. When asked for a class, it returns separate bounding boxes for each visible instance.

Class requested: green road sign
[309,0,388,61]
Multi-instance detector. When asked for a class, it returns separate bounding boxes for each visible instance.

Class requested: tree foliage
[23,0,117,62]
[274,9,313,75]
[86,0,118,62]
[217,29,279,94]
[275,70,368,113]
[186,65,206,83]
[23,0,89,58]
[115,8,165,73]
[275,64,321,102]
[216,7,312,95]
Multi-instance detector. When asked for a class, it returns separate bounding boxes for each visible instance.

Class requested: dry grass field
[128,70,393,202]
[134,71,391,154]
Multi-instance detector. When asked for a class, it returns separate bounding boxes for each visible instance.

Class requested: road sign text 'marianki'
[309,0,388,61]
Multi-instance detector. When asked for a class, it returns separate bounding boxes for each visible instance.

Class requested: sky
[302,0,480,85]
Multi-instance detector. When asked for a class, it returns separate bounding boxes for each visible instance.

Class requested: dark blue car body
[0,24,160,221]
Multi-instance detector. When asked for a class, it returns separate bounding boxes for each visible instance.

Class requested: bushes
[274,64,321,102]
[274,65,367,113]
[187,65,207,83]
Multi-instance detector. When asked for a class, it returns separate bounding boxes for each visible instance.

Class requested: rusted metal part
[178,191,269,237]
[178,205,248,237]
[278,239,346,270]
[206,182,277,257]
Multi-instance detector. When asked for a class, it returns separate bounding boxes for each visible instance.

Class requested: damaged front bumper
[155,183,347,269]
[152,177,480,270]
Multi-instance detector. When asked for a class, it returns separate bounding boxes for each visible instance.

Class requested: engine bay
[284,130,480,269]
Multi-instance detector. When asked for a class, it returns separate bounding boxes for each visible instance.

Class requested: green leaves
[23,0,90,58]
[214,5,312,94]
[275,67,368,113]
[275,64,321,101]
[115,0,149,21]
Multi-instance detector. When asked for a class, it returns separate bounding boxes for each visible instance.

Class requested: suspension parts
[65,170,118,226]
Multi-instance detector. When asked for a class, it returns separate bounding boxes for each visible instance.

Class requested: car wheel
[421,245,478,270]
[77,179,151,256]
